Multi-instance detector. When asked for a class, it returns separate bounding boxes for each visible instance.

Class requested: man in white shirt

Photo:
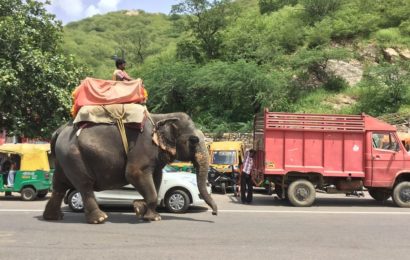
[241,149,256,204]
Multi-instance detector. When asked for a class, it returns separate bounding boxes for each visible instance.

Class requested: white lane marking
[210,209,410,215]
[0,209,44,212]
[2,209,410,215]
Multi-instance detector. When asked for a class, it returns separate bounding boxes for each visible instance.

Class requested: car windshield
[212,151,236,165]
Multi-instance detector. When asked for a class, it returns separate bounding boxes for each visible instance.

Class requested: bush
[399,20,410,36]
[301,0,341,24]
[306,24,331,48]
[354,63,410,116]
[258,0,298,14]
[323,75,348,92]
[375,28,402,44]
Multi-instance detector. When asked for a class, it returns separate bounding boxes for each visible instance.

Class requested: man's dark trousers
[241,173,253,203]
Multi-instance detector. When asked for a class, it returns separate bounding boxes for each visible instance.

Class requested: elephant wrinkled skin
[43,112,217,224]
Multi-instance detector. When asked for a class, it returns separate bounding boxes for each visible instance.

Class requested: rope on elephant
[101,105,129,155]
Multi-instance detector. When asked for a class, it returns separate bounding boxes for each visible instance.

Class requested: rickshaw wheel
[21,187,37,201]
[221,182,226,194]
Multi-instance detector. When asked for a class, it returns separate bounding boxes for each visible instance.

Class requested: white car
[64,166,211,213]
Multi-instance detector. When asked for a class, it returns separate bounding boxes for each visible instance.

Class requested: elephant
[43,112,218,224]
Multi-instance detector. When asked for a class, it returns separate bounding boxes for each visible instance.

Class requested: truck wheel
[287,180,316,207]
[392,182,410,207]
[368,189,391,202]
[21,187,37,201]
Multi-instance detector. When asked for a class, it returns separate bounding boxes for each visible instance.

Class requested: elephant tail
[51,121,71,156]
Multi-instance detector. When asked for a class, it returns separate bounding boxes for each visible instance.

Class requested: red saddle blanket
[71,77,147,117]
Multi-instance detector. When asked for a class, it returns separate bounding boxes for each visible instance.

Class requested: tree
[355,63,410,116]
[0,0,86,138]
[171,0,237,60]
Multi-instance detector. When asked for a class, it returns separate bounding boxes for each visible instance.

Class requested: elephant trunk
[193,141,218,215]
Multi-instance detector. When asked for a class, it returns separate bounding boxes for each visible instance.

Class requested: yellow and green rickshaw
[0,143,53,200]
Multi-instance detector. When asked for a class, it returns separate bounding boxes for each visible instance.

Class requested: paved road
[1,191,410,260]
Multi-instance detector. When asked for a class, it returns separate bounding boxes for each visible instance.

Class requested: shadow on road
[221,190,397,208]
[35,206,213,224]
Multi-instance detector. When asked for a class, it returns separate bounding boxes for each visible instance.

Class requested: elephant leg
[126,168,161,221]
[133,200,147,217]
[43,191,66,221]
[81,191,108,224]
[43,165,71,221]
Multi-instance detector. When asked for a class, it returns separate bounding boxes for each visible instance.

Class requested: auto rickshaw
[208,141,244,193]
[0,143,53,200]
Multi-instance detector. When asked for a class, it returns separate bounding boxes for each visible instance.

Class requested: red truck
[253,110,410,207]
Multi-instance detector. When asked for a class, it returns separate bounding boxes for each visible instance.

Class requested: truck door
[370,132,404,187]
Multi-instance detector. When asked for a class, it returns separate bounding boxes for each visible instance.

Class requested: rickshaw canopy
[0,143,51,171]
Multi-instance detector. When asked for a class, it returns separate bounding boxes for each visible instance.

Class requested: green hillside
[63,10,178,78]
[62,0,410,133]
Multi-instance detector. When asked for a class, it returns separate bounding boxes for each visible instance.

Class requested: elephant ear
[156,118,179,128]
[155,118,179,155]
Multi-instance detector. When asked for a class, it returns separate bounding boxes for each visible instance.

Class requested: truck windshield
[212,151,236,165]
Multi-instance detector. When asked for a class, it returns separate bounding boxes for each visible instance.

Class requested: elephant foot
[43,199,64,220]
[43,210,64,221]
[143,211,161,222]
[133,200,147,217]
[85,209,108,224]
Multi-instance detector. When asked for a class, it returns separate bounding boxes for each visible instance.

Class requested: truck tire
[392,182,410,207]
[368,189,391,202]
[287,180,316,207]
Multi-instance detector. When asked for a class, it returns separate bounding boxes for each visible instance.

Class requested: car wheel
[21,187,37,201]
[287,179,316,207]
[368,189,391,202]
[392,182,410,208]
[165,189,190,213]
[37,190,48,199]
[68,191,84,212]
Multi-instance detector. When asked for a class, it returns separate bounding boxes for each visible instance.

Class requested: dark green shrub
[399,20,410,36]
[301,0,341,24]
[323,75,348,92]
[354,63,410,116]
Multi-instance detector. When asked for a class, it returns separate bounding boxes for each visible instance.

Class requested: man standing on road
[241,149,256,204]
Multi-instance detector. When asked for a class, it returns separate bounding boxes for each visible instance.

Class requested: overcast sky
[41,0,178,24]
